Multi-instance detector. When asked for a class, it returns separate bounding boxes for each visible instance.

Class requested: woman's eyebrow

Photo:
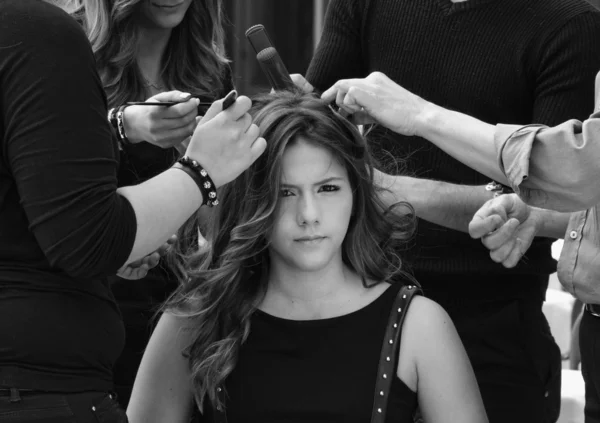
[280,176,345,189]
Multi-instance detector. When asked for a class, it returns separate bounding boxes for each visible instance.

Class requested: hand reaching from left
[468,194,542,268]
[124,91,199,149]
[117,235,177,280]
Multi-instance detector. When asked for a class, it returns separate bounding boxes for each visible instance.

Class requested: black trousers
[581,309,600,423]
[446,298,562,423]
[0,390,128,423]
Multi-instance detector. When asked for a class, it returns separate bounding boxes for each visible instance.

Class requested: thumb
[344,86,375,113]
[469,213,505,239]
[149,90,192,103]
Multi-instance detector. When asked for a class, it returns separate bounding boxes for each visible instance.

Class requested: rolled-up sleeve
[495,113,600,212]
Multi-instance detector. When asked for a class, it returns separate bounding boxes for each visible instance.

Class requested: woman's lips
[295,236,326,245]
[152,2,183,8]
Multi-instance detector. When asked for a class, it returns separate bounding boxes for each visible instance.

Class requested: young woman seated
[127,91,489,423]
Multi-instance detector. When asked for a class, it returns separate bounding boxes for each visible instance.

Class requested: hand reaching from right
[185,92,266,188]
[321,72,429,136]
[468,194,542,268]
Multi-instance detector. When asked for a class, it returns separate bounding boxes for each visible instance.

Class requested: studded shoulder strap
[370,284,422,423]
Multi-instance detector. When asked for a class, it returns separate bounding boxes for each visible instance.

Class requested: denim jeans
[581,310,600,423]
[0,390,128,423]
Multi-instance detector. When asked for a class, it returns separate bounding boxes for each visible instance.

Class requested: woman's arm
[2,2,264,277]
[127,313,195,423]
[2,3,136,277]
[320,72,506,183]
[399,296,488,423]
[118,97,262,264]
[322,71,600,212]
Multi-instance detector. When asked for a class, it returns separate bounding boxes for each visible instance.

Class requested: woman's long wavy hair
[61,0,229,107]
[165,91,416,411]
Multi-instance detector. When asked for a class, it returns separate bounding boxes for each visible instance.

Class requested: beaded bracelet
[115,105,132,146]
[108,107,118,129]
[173,156,219,207]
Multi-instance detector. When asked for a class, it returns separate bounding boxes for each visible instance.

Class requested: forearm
[424,114,600,212]
[416,103,507,184]
[382,175,494,233]
[533,208,570,239]
[387,175,571,238]
[118,168,202,264]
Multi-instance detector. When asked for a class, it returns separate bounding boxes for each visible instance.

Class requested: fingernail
[195,98,200,106]
[222,90,238,110]
[180,92,192,99]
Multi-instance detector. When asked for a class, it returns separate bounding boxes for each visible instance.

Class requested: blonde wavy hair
[59,0,230,107]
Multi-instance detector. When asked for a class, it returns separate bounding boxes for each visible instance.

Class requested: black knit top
[307,0,600,303]
[0,0,136,392]
[222,282,418,423]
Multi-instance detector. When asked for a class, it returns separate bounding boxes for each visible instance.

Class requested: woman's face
[267,138,354,274]
[137,0,193,30]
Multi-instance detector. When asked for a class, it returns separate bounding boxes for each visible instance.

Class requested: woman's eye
[280,189,294,197]
[320,184,340,193]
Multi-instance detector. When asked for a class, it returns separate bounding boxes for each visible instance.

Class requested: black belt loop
[0,388,36,400]
[9,388,21,403]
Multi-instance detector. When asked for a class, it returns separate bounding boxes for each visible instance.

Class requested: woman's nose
[296,194,320,226]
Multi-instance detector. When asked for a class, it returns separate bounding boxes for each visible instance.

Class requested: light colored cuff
[494,124,547,194]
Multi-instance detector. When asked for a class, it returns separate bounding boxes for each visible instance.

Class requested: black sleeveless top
[223,282,418,422]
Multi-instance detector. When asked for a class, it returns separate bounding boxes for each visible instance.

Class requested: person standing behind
[0,0,265,421]
[299,0,600,421]
[61,0,233,407]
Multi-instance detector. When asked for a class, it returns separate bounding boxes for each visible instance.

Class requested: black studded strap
[370,284,422,423]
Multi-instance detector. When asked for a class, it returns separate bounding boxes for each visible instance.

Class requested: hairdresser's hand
[290,74,314,94]
[186,91,266,188]
[321,72,428,136]
[117,235,177,280]
[124,91,199,149]
[469,194,542,268]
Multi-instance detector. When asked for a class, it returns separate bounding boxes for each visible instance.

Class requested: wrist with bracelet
[485,181,514,198]
[108,105,132,147]
[172,156,219,207]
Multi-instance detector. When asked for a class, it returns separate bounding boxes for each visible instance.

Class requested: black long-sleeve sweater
[0,0,137,391]
[307,0,600,304]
